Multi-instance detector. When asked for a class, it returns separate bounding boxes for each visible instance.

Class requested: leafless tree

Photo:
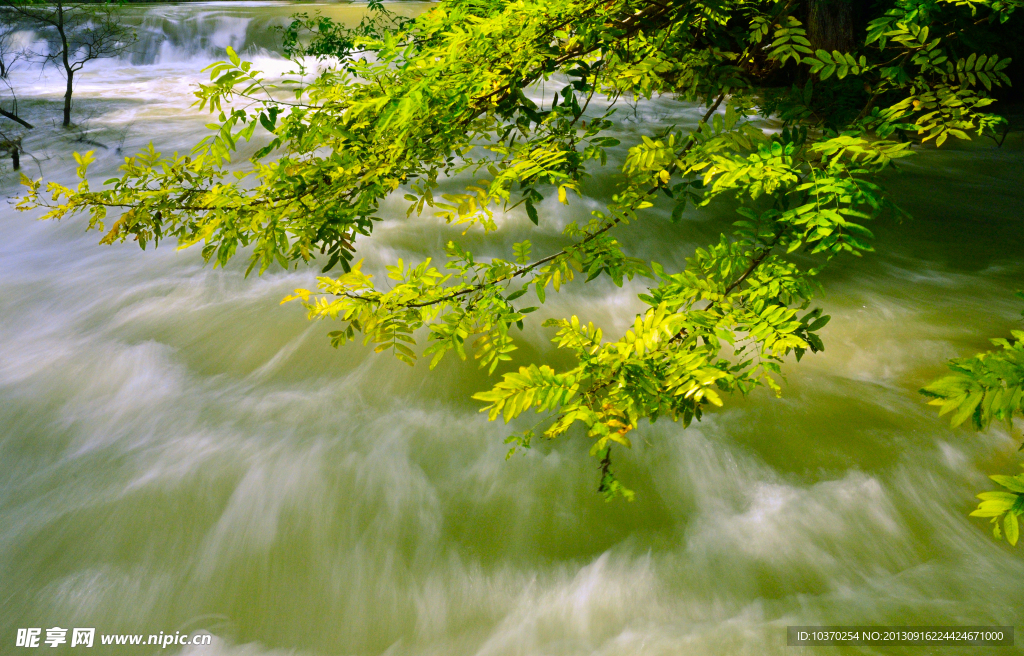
[0,18,25,79]
[0,0,136,127]
[0,16,30,124]
[0,22,30,169]
[0,75,32,129]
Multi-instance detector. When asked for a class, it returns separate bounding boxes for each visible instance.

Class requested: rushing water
[2,3,1023,655]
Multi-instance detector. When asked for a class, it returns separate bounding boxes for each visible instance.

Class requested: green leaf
[525,200,539,225]
[807,315,831,332]
[949,391,983,427]
[992,475,1024,494]
[1005,512,1019,546]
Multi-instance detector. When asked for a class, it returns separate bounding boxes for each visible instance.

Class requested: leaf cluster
[923,293,1024,544]
[18,0,1019,497]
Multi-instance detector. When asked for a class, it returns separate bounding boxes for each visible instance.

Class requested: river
[1,3,1023,655]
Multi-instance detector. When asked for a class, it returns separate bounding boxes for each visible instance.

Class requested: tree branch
[0,107,32,129]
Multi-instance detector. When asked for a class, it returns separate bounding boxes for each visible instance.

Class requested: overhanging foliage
[18,0,1021,497]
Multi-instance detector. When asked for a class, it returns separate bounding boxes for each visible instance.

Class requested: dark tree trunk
[63,68,73,127]
[56,0,73,127]
[808,0,855,53]
[11,145,18,170]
